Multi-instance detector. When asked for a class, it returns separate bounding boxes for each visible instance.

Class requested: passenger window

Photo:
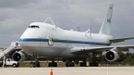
[28,25,39,28]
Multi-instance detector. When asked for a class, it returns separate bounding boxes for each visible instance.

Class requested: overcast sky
[0,0,134,47]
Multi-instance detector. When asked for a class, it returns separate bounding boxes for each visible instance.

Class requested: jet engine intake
[12,51,25,61]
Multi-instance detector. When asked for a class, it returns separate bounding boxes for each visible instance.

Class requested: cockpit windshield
[28,25,39,28]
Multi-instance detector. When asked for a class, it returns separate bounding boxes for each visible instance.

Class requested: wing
[110,37,134,43]
[71,45,134,54]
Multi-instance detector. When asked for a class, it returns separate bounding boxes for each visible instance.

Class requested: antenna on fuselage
[44,17,56,25]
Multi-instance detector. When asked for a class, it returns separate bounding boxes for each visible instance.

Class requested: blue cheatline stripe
[19,38,110,45]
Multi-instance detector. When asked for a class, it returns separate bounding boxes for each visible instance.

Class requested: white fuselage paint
[19,22,112,58]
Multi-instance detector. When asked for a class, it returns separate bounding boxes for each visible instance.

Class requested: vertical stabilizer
[99,4,113,35]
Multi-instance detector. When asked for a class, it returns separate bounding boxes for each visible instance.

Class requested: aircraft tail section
[99,4,113,35]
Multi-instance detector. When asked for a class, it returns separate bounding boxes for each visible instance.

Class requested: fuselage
[19,22,112,58]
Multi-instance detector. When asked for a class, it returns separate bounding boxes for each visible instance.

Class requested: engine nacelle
[12,51,25,61]
[103,48,120,62]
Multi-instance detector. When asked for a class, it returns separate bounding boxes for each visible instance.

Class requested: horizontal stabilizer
[110,37,134,43]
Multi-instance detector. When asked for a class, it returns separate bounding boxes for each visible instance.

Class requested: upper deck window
[28,25,39,28]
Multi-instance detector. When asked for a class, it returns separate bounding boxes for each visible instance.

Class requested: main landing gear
[48,60,57,67]
[65,60,75,67]
[79,61,87,67]
[31,59,40,67]
[89,52,99,66]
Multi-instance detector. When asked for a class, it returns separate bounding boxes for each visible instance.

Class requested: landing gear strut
[80,61,87,67]
[31,59,40,67]
[89,52,99,66]
[65,60,75,67]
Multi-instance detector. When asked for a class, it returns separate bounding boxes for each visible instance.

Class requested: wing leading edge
[71,45,134,54]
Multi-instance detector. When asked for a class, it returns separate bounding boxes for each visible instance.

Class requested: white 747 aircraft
[1,4,134,67]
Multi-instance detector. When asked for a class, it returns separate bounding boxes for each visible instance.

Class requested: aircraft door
[48,36,54,46]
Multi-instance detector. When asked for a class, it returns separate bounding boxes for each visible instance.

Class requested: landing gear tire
[31,60,40,67]
[0,62,3,67]
[89,52,99,67]
[48,61,57,67]
[65,61,75,67]
[12,64,18,67]
[80,61,87,67]
[89,62,99,67]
